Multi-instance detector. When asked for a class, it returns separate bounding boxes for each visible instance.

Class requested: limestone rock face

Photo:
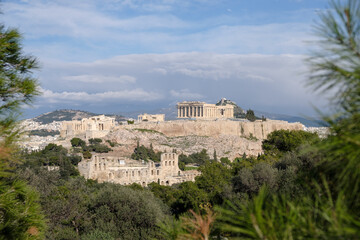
[106,120,304,160]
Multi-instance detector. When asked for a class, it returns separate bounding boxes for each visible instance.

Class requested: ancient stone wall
[60,115,116,139]
[78,152,200,186]
[119,119,304,140]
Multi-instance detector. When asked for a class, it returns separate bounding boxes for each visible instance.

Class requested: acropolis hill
[106,119,304,159]
[21,102,307,159]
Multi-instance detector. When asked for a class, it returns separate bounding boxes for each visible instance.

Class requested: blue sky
[1,0,330,118]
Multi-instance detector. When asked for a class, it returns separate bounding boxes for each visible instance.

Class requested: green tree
[262,130,319,155]
[88,138,102,144]
[217,0,360,238]
[0,24,46,239]
[245,109,256,122]
[70,137,86,148]
[196,161,232,205]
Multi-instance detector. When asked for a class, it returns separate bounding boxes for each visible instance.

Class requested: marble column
[178,107,180,118]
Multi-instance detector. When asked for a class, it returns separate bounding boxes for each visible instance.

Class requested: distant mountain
[33,109,125,124]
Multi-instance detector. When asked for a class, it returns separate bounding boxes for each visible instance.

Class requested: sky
[1,0,331,118]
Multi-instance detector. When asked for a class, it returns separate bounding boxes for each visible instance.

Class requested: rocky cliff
[105,120,304,160]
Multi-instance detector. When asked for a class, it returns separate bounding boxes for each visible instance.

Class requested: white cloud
[40,87,163,103]
[170,89,203,100]
[33,52,327,117]
[63,74,136,83]
[2,0,314,61]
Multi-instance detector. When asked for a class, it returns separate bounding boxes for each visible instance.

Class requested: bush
[88,138,102,144]
[71,137,86,147]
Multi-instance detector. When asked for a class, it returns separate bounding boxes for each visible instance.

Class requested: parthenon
[177,101,234,119]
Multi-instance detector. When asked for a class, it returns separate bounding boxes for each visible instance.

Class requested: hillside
[33,109,125,124]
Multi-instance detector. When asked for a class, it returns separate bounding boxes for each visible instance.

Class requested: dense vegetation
[1,0,359,239]
[0,23,46,239]
[70,137,112,159]
[131,142,161,162]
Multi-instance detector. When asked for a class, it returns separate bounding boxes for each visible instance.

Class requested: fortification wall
[119,119,304,140]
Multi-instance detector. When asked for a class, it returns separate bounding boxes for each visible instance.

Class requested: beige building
[78,152,200,186]
[177,101,234,119]
[138,113,165,122]
[60,115,116,139]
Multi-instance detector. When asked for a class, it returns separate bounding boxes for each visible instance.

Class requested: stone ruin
[78,152,200,186]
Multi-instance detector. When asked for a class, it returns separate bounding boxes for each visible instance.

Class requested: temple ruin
[138,113,165,122]
[60,115,116,139]
[77,152,200,186]
[177,101,234,119]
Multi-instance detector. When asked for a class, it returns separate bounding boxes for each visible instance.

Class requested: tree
[88,138,102,144]
[262,130,319,155]
[0,24,46,238]
[307,0,360,210]
[245,109,256,122]
[217,1,360,238]
[71,137,86,148]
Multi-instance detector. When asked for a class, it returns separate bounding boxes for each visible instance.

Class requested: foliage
[232,162,278,196]
[88,138,102,144]
[0,25,39,148]
[171,182,209,217]
[196,161,232,205]
[83,151,92,159]
[16,165,169,240]
[131,143,160,162]
[0,24,46,239]
[180,207,216,240]
[84,143,112,153]
[178,149,210,167]
[262,129,319,155]
[134,128,163,134]
[105,140,116,147]
[245,109,256,122]
[71,137,112,154]
[219,157,231,166]
[157,217,185,240]
[0,180,46,240]
[213,1,360,238]
[71,138,86,148]
[21,143,79,180]
[81,230,114,240]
